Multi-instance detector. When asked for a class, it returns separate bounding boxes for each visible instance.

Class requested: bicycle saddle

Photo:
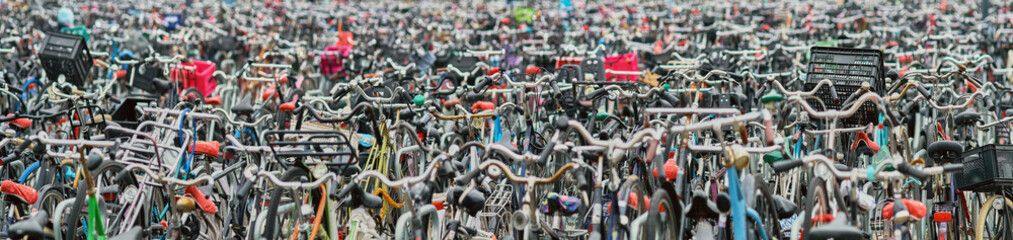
[109,226,144,240]
[6,115,30,129]
[8,211,50,240]
[715,192,731,213]
[205,95,222,106]
[849,131,880,155]
[806,216,864,240]
[1,180,38,205]
[927,140,963,163]
[261,84,277,100]
[447,185,486,216]
[684,190,720,219]
[189,141,221,158]
[411,182,434,205]
[763,151,784,165]
[541,192,581,216]
[334,182,384,209]
[773,195,797,219]
[36,106,65,119]
[760,89,784,104]
[954,109,980,126]
[231,96,255,115]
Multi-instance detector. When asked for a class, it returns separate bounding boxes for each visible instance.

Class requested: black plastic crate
[38,32,93,87]
[954,144,1013,192]
[804,47,884,125]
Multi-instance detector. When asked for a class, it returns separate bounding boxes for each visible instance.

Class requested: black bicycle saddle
[8,211,50,240]
[231,96,255,115]
[927,140,963,163]
[684,190,720,219]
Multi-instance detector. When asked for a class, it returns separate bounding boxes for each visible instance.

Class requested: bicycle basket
[804,47,885,125]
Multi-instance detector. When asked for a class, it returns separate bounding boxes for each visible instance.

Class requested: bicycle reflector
[38,32,93,87]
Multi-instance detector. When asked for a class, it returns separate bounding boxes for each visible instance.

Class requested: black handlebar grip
[942,163,965,173]
[472,77,492,93]
[915,84,932,100]
[1,155,16,164]
[902,101,918,114]
[463,92,485,102]
[454,169,482,185]
[585,88,610,100]
[538,116,570,164]
[728,72,745,81]
[660,92,681,106]
[895,163,928,181]
[842,90,860,108]
[886,70,900,82]
[574,168,589,189]
[538,140,556,165]
[771,159,804,173]
[236,179,255,197]
[15,139,32,153]
[550,79,561,95]
[332,88,351,100]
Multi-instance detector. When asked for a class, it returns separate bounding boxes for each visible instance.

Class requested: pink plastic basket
[604,53,639,81]
[170,60,217,97]
[320,45,351,76]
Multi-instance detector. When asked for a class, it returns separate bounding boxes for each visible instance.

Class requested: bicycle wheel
[974,195,1013,240]
[261,167,312,240]
[92,161,143,232]
[33,184,67,219]
[752,175,785,239]
[646,189,678,240]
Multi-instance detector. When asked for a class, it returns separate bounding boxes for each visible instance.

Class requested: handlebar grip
[454,169,483,185]
[550,80,561,96]
[771,159,804,173]
[537,116,569,165]
[538,140,556,165]
[896,163,928,181]
[443,98,462,107]
[828,84,839,100]
[585,88,610,100]
[574,167,589,189]
[915,84,932,100]
[763,111,776,146]
[331,88,351,100]
[1,154,15,164]
[472,77,492,93]
[902,101,918,114]
[660,92,681,106]
[463,92,485,102]
[842,90,860,107]
[942,163,965,173]
[236,179,255,197]
[15,139,32,153]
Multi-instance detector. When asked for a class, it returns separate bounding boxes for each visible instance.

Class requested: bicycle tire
[261,166,311,240]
